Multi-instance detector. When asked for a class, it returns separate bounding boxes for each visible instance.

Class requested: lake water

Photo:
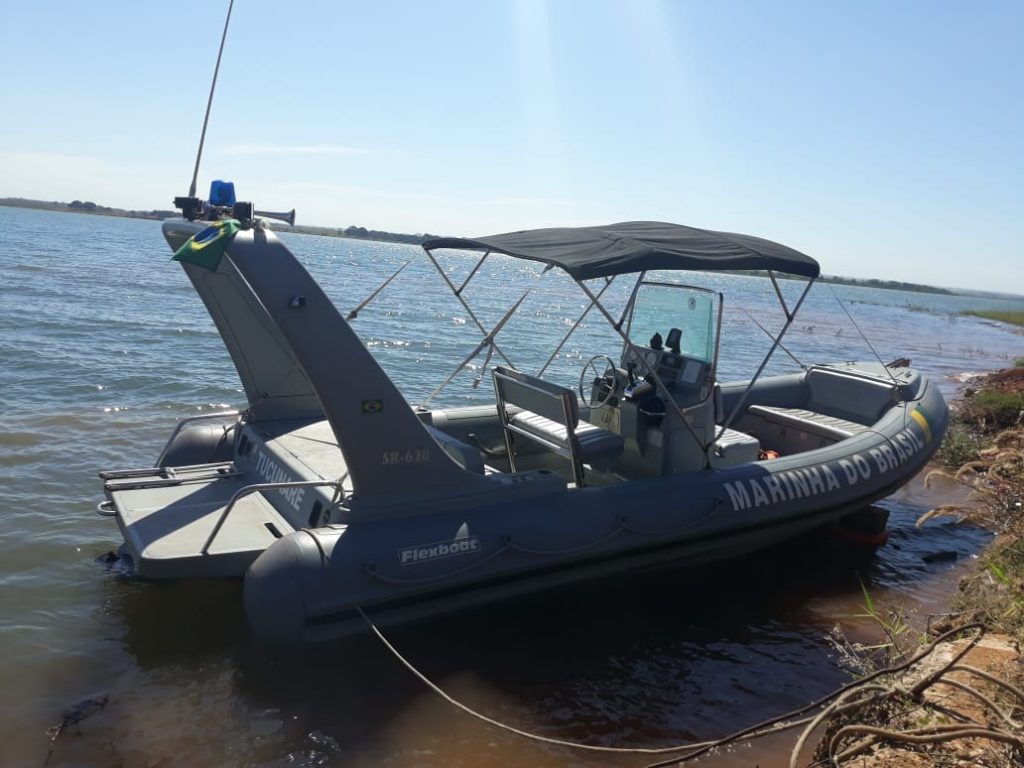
[1,206,1022,767]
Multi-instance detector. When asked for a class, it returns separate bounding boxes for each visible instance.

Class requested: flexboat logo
[398,535,481,566]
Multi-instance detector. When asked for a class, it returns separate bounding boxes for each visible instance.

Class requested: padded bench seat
[509,411,624,466]
[747,405,869,441]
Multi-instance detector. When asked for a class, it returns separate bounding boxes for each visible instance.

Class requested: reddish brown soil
[984,366,1024,394]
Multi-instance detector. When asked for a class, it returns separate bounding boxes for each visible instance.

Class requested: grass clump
[939,369,1023,466]
[951,483,1024,642]
[961,309,1024,327]
[937,422,982,468]
[961,389,1024,432]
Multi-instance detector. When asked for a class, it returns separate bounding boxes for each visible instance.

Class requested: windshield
[625,282,719,363]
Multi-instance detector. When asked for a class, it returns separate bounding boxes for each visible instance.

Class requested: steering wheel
[578,355,621,408]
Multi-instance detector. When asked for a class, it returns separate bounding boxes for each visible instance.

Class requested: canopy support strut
[456,251,490,295]
[423,248,517,370]
[768,271,792,319]
[715,277,817,444]
[537,276,615,378]
[421,290,532,407]
[346,260,411,321]
[743,308,804,368]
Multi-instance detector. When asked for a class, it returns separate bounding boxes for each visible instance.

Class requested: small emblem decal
[361,399,383,414]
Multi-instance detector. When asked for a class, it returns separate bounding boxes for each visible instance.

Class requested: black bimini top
[423,221,819,280]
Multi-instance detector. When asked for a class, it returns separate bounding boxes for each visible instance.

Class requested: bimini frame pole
[346,260,411,321]
[420,289,532,407]
[422,247,517,370]
[714,274,817,443]
[537,276,615,377]
[743,308,804,368]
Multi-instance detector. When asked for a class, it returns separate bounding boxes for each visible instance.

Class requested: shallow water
[1,206,1022,767]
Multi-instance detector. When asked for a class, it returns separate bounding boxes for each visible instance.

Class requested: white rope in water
[355,611,987,763]
[353,602,720,756]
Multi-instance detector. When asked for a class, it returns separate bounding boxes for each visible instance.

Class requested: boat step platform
[103,465,294,579]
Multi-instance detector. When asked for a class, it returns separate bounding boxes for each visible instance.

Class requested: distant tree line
[732,268,953,295]
[69,200,107,212]
[0,197,175,220]
[341,225,439,245]
[815,275,953,295]
[265,221,441,246]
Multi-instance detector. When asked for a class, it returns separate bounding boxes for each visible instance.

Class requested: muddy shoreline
[807,366,1024,767]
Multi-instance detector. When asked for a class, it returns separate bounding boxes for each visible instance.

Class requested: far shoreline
[3,197,1022,300]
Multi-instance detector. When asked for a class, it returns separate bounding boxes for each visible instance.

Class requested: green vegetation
[937,422,982,467]
[734,269,955,295]
[818,275,954,294]
[932,368,1024,643]
[961,538,1024,640]
[950,460,1024,642]
[961,309,1024,327]
[960,388,1024,432]
[267,222,439,245]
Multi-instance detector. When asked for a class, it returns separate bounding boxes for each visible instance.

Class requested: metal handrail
[99,460,235,482]
[156,410,240,467]
[200,479,341,555]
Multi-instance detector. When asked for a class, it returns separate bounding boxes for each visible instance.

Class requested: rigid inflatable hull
[244,380,947,646]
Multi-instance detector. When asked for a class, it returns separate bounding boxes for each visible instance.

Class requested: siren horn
[255,208,296,226]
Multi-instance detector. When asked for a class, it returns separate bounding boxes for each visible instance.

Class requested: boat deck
[259,420,349,479]
[104,463,295,579]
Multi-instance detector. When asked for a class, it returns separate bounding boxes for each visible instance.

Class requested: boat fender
[245,530,335,646]
[159,423,235,468]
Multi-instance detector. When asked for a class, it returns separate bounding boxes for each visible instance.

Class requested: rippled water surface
[1,206,1022,767]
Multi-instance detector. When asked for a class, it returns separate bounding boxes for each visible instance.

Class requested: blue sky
[1,1,1021,292]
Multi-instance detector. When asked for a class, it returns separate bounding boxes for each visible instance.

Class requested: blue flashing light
[209,180,237,207]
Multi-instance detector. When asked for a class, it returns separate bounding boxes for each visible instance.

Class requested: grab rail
[201,479,341,555]
[156,410,241,467]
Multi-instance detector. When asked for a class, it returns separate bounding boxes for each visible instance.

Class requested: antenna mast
[188,0,235,198]
[173,1,295,226]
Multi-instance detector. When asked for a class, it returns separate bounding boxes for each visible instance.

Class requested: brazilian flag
[172,219,241,271]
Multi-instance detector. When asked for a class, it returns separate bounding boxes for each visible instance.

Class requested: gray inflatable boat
[98,208,947,646]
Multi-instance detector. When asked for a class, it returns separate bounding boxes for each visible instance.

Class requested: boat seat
[805,367,897,423]
[492,366,623,486]
[710,427,760,468]
[509,411,624,463]
[747,405,869,441]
